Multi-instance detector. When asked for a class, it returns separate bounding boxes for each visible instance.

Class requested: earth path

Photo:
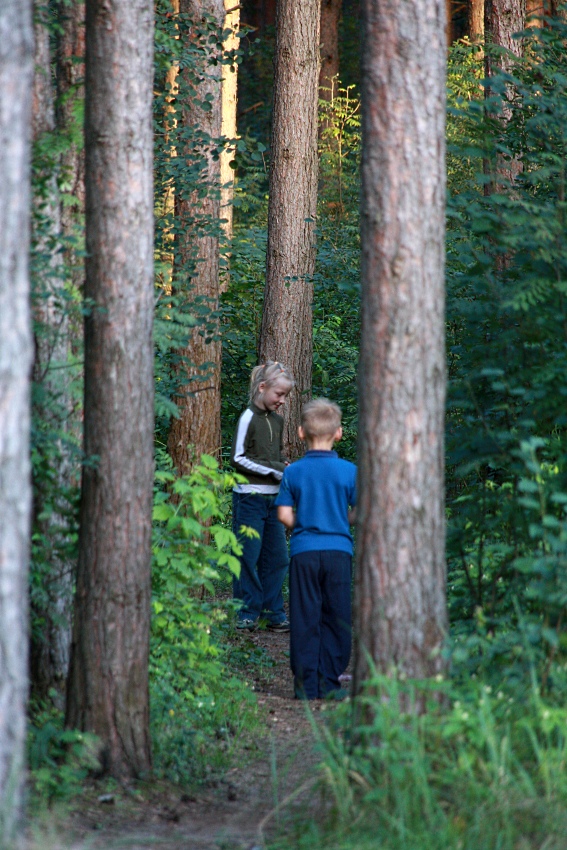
[41,629,332,850]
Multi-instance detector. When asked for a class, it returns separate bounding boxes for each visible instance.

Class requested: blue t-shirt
[275,450,357,557]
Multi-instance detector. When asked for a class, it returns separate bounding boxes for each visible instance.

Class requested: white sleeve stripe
[233,409,282,478]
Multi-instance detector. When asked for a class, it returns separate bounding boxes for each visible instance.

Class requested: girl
[230,361,294,630]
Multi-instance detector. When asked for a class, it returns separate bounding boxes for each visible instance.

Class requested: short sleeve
[274,470,295,506]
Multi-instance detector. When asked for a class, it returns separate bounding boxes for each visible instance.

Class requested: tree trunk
[66,0,155,778]
[30,0,76,709]
[167,0,224,475]
[485,0,525,69]
[468,0,485,40]
[484,0,525,194]
[0,0,33,840]
[259,0,320,459]
[56,0,86,228]
[220,0,240,272]
[446,0,454,43]
[319,0,341,101]
[354,0,448,694]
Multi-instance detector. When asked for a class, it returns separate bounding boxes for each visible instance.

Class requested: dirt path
[36,630,333,850]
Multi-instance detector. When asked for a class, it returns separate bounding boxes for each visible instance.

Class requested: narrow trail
[49,630,332,850]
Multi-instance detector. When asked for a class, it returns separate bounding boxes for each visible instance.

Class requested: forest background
[2,0,567,847]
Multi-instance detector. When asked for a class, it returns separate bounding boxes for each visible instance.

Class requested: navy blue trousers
[289,550,352,699]
[232,492,289,624]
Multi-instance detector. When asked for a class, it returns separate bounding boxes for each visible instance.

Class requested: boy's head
[299,398,342,446]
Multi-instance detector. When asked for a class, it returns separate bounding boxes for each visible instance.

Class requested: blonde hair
[249,360,295,404]
[301,398,342,439]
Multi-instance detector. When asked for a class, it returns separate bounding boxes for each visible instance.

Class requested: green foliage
[288,674,567,850]
[27,706,100,805]
[150,451,259,783]
[445,16,567,685]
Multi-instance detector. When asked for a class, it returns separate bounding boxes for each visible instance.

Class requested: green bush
[149,451,260,783]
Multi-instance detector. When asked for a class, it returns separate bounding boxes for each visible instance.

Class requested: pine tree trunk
[354,0,448,694]
[0,0,34,840]
[65,0,154,778]
[468,0,485,40]
[260,0,320,459]
[56,0,86,227]
[485,0,525,68]
[220,0,240,277]
[167,0,224,475]
[484,0,525,194]
[319,0,341,101]
[30,0,76,709]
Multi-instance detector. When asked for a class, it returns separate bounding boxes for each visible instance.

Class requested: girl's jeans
[232,491,289,624]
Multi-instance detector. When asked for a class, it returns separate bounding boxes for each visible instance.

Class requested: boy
[275,398,357,699]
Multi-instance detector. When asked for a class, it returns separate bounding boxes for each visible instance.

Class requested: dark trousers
[232,491,289,624]
[289,550,352,699]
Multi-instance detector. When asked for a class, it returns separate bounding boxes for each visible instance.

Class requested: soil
[28,628,344,850]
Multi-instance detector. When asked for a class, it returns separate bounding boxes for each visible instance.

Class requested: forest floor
[27,627,342,850]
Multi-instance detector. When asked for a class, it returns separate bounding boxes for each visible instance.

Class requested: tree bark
[468,0,485,40]
[167,0,224,475]
[220,0,240,269]
[485,0,525,69]
[354,0,448,694]
[0,0,34,840]
[319,0,341,101]
[484,0,525,195]
[66,0,155,778]
[259,0,320,459]
[30,0,76,709]
[56,0,86,225]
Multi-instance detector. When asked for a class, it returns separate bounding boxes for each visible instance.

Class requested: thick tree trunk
[485,0,525,68]
[30,0,76,708]
[0,0,34,840]
[319,0,341,101]
[167,0,224,475]
[468,0,485,40]
[354,0,448,693]
[220,0,240,270]
[259,0,320,459]
[66,0,154,778]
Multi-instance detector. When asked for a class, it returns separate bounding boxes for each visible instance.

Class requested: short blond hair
[301,398,342,439]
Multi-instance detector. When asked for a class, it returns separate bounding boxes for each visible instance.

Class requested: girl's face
[256,378,292,412]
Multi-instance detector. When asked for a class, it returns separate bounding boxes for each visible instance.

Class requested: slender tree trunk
[259,0,320,459]
[56,0,86,232]
[484,0,525,195]
[66,0,154,778]
[30,0,76,708]
[354,0,448,695]
[0,0,34,840]
[167,0,224,475]
[468,0,485,40]
[220,0,240,273]
[446,0,454,43]
[319,0,341,101]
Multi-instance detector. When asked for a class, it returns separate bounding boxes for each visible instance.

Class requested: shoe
[267,619,290,632]
[236,617,258,631]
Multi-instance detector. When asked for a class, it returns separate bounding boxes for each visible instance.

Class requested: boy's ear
[298,425,306,441]
[335,426,343,442]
